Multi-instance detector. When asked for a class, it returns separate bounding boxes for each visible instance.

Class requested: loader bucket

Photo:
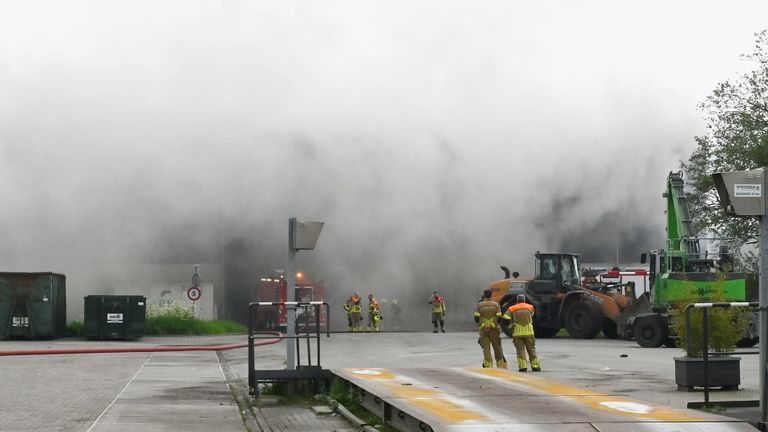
[614,292,652,336]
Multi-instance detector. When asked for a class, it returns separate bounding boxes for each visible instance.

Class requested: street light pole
[284,217,324,371]
[760,204,768,427]
[286,218,297,370]
[711,168,767,429]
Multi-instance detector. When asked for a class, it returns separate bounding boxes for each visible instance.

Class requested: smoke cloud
[1,1,766,329]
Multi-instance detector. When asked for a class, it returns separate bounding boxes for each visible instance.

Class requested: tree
[682,30,768,250]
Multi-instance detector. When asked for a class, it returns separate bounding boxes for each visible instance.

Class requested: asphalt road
[0,332,762,430]
[230,331,761,409]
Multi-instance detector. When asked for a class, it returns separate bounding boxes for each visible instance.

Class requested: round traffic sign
[187,286,202,301]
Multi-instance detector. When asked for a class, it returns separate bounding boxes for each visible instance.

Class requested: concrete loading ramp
[333,367,756,432]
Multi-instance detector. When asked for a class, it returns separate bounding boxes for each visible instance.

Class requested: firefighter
[428,291,446,333]
[350,292,363,332]
[474,289,507,368]
[342,295,355,332]
[367,294,381,332]
[390,298,401,331]
[502,294,541,372]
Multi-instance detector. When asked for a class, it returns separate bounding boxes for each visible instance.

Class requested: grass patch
[327,378,398,432]
[329,377,351,404]
[701,404,727,413]
[66,321,84,337]
[145,303,247,335]
[257,381,323,406]
[256,378,397,431]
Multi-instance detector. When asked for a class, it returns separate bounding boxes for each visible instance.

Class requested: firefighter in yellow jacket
[367,294,382,332]
[349,292,363,332]
[502,294,541,372]
[474,289,507,368]
[428,291,446,333]
[342,295,355,332]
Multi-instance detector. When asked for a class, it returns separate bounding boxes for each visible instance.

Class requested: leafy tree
[682,30,768,250]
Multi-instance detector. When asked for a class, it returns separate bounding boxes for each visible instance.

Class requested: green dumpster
[84,295,146,340]
[0,272,67,340]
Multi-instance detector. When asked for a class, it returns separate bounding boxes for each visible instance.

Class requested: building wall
[139,282,217,320]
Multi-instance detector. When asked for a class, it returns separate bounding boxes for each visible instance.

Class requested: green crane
[634,171,747,347]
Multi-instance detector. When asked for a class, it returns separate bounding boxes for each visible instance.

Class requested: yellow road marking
[469,368,707,422]
[345,368,490,423]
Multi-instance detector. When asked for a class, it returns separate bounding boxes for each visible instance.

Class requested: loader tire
[602,319,619,339]
[534,324,561,338]
[501,323,513,338]
[634,317,666,348]
[500,300,514,338]
[564,300,602,339]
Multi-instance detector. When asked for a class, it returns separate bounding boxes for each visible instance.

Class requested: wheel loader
[487,252,646,339]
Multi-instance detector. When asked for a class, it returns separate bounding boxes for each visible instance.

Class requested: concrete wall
[136,282,217,320]
[68,263,224,322]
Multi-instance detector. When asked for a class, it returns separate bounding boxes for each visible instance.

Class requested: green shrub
[66,321,84,337]
[669,277,749,357]
[197,320,247,333]
[329,377,352,405]
[145,302,246,335]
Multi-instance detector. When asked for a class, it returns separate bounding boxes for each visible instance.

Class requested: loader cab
[533,253,580,294]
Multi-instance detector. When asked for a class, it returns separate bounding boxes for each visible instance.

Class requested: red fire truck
[252,272,326,331]
[598,268,650,296]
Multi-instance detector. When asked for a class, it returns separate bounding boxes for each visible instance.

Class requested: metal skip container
[0,272,67,340]
[84,295,146,340]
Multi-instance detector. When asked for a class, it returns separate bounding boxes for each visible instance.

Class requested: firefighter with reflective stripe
[367,294,381,332]
[428,291,446,333]
[502,294,541,372]
[343,295,355,332]
[474,289,507,368]
[350,292,363,332]
[391,299,401,331]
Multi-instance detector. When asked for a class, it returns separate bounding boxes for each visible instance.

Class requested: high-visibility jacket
[369,299,380,313]
[504,302,535,337]
[474,300,501,331]
[430,295,446,314]
[350,301,362,314]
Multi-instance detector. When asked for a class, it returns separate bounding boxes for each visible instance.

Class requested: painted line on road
[464,367,708,422]
[85,353,153,432]
[345,368,500,424]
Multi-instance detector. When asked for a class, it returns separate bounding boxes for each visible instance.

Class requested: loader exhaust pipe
[500,266,510,279]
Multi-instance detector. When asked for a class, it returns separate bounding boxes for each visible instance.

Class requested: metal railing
[247,301,331,397]
[683,301,759,409]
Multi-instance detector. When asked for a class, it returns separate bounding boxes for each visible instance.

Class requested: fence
[683,301,759,409]
[247,301,331,397]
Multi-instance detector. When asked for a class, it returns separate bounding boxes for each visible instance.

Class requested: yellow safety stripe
[479,317,497,329]
[512,323,534,337]
[470,368,708,422]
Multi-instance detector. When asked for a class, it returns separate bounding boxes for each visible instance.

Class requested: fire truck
[252,272,326,331]
[597,268,650,297]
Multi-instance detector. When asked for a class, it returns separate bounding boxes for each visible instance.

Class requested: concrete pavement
[0,336,354,432]
[87,351,243,432]
[1,332,764,430]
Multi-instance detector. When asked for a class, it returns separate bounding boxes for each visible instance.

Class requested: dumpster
[0,272,67,340]
[84,295,146,340]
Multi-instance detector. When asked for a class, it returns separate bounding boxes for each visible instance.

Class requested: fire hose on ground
[0,332,283,356]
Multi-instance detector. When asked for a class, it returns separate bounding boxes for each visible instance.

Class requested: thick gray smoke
[1,1,767,329]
